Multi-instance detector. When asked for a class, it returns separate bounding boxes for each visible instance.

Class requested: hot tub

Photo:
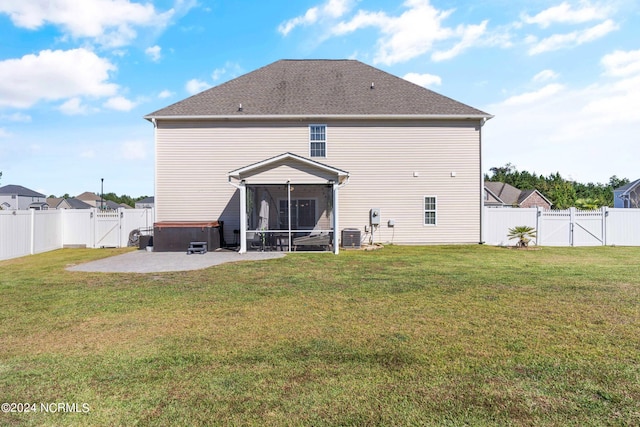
[153,221,223,252]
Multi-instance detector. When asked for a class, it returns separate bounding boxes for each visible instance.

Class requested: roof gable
[66,198,92,209]
[146,59,491,119]
[229,152,349,184]
[484,182,521,206]
[76,192,100,201]
[485,182,552,207]
[0,184,45,198]
[615,178,640,194]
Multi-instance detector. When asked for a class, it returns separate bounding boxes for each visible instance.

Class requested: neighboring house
[76,192,101,207]
[0,185,47,210]
[76,191,115,209]
[47,197,92,209]
[484,182,552,209]
[135,196,154,209]
[145,59,492,253]
[613,178,640,208]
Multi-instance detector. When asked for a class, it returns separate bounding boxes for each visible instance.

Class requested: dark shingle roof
[66,198,92,209]
[485,182,521,206]
[0,184,45,198]
[146,60,491,118]
[615,178,640,193]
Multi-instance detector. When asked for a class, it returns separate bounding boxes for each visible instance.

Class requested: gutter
[145,113,494,122]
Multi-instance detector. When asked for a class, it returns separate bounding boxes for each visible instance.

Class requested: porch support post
[239,182,247,254]
[333,181,339,255]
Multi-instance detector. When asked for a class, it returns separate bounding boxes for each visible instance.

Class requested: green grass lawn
[1,245,639,426]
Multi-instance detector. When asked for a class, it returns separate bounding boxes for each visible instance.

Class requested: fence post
[536,207,541,246]
[602,206,607,246]
[30,209,35,255]
[569,207,576,247]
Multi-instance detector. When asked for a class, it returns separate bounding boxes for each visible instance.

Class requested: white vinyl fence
[484,207,640,247]
[0,208,154,261]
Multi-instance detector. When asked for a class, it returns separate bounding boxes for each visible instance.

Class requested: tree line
[485,164,629,209]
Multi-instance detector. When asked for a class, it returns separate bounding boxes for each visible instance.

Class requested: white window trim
[423,195,437,226]
[309,124,327,158]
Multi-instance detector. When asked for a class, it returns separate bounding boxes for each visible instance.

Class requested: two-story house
[0,185,47,210]
[145,59,492,253]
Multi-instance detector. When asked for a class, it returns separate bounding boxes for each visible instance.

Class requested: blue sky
[0,0,639,198]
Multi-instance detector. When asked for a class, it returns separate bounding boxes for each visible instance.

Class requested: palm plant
[507,225,537,248]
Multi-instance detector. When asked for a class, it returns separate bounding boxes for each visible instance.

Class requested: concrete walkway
[67,249,286,273]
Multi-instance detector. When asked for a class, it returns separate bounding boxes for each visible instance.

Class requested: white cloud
[0,48,118,109]
[103,96,137,111]
[0,128,11,138]
[211,61,244,82]
[533,69,559,82]
[314,0,497,65]
[601,49,640,77]
[335,1,456,65]
[59,97,90,115]
[0,0,174,48]
[278,7,319,36]
[502,83,565,106]
[185,79,210,95]
[521,2,611,28]
[324,0,352,18]
[278,0,353,35]
[403,72,441,87]
[1,112,31,122]
[432,20,489,62]
[484,49,640,183]
[158,90,173,99]
[145,45,162,62]
[120,140,147,160]
[80,149,96,159]
[527,19,618,55]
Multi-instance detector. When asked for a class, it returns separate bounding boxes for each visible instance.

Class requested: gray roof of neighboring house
[0,184,46,198]
[136,196,154,204]
[484,182,552,207]
[614,178,640,194]
[146,59,492,119]
[76,191,100,201]
[66,198,92,209]
[485,182,522,206]
[104,200,121,210]
[47,197,63,208]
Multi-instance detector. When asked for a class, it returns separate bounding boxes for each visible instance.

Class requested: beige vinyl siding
[155,119,481,244]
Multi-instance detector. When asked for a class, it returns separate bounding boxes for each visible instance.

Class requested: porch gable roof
[228,152,349,182]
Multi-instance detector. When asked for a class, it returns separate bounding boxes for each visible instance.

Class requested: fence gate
[94,211,121,248]
[572,209,604,246]
[539,208,604,247]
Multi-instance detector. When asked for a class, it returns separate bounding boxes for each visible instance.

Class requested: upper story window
[309,125,326,157]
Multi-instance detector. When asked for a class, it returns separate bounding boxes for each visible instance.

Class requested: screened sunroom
[228,153,349,254]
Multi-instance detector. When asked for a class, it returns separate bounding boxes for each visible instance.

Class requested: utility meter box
[370,208,381,225]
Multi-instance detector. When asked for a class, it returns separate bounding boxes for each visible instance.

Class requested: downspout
[287,181,292,252]
[228,177,247,254]
[479,117,486,244]
[151,118,158,225]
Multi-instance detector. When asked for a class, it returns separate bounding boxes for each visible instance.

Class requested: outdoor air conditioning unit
[342,228,361,249]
